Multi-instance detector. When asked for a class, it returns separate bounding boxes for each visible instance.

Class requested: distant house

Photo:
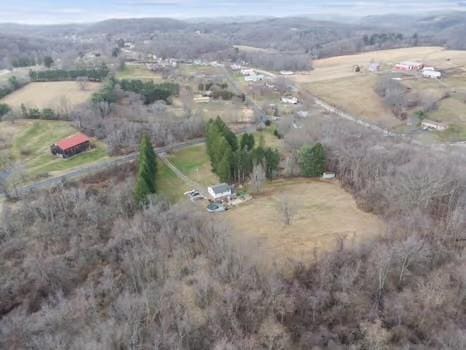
[281,96,299,104]
[245,74,264,82]
[322,172,336,180]
[297,111,309,118]
[241,68,255,76]
[208,183,232,200]
[280,70,294,75]
[368,63,381,72]
[422,70,442,79]
[51,133,91,158]
[230,64,242,70]
[421,120,448,131]
[194,95,211,103]
[394,61,424,72]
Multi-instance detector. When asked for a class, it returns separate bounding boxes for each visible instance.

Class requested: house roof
[56,133,90,151]
[209,183,231,194]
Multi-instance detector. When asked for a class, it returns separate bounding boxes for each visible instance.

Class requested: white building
[208,183,232,200]
[245,74,264,82]
[193,96,211,103]
[241,68,255,76]
[421,120,448,131]
[280,70,295,75]
[423,70,442,79]
[322,172,336,180]
[281,96,299,104]
[230,64,242,71]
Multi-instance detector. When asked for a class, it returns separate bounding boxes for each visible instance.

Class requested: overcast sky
[1,0,465,24]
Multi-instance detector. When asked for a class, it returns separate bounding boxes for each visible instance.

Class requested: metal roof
[56,134,90,151]
[209,183,231,194]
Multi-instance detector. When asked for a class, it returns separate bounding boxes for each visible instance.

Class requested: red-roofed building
[51,133,91,158]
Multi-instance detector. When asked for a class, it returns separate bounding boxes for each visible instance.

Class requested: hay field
[293,47,466,132]
[226,179,384,270]
[116,64,163,81]
[1,81,101,110]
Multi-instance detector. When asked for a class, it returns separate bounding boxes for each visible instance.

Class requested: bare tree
[76,76,90,91]
[250,162,266,193]
[277,194,298,225]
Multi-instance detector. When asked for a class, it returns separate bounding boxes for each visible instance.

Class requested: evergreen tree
[264,148,280,179]
[299,143,326,177]
[135,135,157,204]
[217,144,233,183]
[240,133,255,151]
[310,143,326,177]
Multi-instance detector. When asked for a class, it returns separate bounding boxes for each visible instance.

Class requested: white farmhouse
[241,68,255,76]
[421,119,448,131]
[208,183,232,200]
[423,70,442,79]
[281,96,299,104]
[245,74,264,82]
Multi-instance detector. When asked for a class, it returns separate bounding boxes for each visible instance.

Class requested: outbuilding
[51,133,91,158]
[422,70,442,79]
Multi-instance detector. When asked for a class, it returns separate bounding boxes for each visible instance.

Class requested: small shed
[208,183,232,200]
[368,63,381,72]
[51,133,91,158]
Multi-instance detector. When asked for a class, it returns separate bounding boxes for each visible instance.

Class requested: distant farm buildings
[280,70,294,76]
[394,61,424,72]
[421,119,448,131]
[51,133,91,158]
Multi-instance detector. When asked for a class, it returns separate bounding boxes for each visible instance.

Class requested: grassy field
[157,144,218,202]
[0,120,108,181]
[293,47,466,139]
[116,64,163,81]
[1,82,101,110]
[226,178,384,270]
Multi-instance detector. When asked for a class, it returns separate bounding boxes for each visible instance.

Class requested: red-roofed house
[51,133,91,158]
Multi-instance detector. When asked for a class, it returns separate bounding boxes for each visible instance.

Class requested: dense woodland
[0,111,464,349]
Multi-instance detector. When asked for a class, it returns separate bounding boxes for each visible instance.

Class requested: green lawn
[116,65,163,81]
[10,120,109,180]
[157,144,218,202]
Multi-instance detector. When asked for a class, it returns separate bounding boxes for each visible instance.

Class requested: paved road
[0,138,206,200]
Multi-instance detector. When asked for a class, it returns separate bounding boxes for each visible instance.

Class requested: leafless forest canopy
[1,12,466,70]
[1,115,465,349]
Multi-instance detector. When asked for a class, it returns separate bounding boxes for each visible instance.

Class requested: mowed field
[294,47,466,131]
[116,64,164,82]
[1,81,101,110]
[0,120,108,181]
[226,179,384,270]
[157,144,218,202]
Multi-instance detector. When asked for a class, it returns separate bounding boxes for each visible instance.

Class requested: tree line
[206,117,280,184]
[29,64,110,82]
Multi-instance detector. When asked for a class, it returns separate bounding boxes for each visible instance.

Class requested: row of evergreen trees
[29,64,109,82]
[206,117,280,184]
[134,135,158,205]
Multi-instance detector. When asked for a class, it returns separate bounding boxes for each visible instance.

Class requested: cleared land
[157,144,218,202]
[0,120,108,181]
[116,64,163,81]
[293,47,466,135]
[1,81,101,110]
[226,179,384,270]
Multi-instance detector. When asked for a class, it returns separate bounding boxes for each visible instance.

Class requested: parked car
[207,203,226,213]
